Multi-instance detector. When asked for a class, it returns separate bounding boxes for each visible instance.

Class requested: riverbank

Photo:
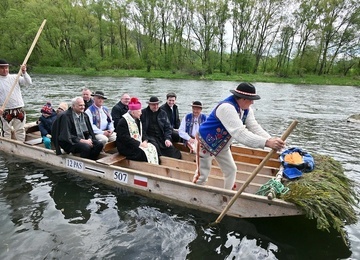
[32,66,360,87]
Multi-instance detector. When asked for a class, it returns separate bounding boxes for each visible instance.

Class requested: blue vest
[88,105,111,129]
[183,113,207,145]
[198,96,248,155]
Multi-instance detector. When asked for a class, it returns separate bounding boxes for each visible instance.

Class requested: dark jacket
[51,108,96,155]
[141,107,172,142]
[111,101,129,128]
[38,110,57,137]
[160,103,180,129]
[84,98,94,110]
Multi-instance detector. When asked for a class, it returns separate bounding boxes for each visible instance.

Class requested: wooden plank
[180,151,278,175]
[231,145,280,159]
[25,122,39,133]
[159,156,274,183]
[174,142,279,160]
[232,152,281,168]
[103,141,117,153]
[115,159,261,193]
[175,142,280,167]
[96,153,126,165]
[24,137,43,145]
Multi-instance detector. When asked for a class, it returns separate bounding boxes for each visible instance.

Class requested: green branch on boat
[281,154,359,243]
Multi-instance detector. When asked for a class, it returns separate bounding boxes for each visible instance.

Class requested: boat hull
[0,137,302,218]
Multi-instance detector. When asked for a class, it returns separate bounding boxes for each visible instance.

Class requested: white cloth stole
[123,113,158,164]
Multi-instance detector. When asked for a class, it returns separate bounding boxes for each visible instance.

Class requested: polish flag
[134,175,148,187]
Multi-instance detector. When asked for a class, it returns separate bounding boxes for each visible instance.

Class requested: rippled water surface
[1,75,359,259]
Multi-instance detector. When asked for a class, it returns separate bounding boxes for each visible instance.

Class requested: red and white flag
[134,175,148,187]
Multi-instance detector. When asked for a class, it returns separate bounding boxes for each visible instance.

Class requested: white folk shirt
[216,103,271,149]
[179,115,200,141]
[85,105,115,135]
[0,73,32,109]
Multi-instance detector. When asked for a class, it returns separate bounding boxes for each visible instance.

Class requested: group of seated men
[49,89,207,163]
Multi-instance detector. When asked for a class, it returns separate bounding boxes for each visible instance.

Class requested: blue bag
[280,147,315,179]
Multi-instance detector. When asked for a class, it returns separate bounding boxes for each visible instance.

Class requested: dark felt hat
[0,59,9,66]
[230,82,260,100]
[146,96,162,104]
[191,101,203,108]
[91,90,107,99]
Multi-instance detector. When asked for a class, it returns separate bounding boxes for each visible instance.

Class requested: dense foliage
[0,0,359,78]
[282,154,359,243]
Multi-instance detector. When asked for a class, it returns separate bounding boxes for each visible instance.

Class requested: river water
[0,75,359,259]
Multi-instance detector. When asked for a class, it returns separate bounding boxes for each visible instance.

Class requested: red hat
[128,97,142,110]
[41,102,53,115]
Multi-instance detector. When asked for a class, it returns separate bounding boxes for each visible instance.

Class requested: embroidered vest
[183,113,207,145]
[88,105,111,129]
[198,96,248,156]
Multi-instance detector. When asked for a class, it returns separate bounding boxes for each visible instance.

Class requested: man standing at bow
[85,91,116,145]
[0,59,32,142]
[193,82,285,190]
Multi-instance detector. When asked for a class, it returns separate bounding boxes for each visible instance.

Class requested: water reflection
[0,156,46,231]
[187,215,352,259]
[50,180,92,224]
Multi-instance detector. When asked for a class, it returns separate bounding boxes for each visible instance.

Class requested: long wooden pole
[0,19,47,111]
[214,120,298,224]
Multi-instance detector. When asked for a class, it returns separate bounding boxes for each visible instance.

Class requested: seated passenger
[52,97,103,159]
[38,102,57,149]
[85,91,116,145]
[116,97,158,164]
[82,87,93,110]
[56,102,68,115]
[178,101,207,152]
[111,93,130,129]
[160,92,181,142]
[141,96,181,159]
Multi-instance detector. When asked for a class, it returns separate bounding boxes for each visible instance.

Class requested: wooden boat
[0,122,303,219]
[347,114,360,123]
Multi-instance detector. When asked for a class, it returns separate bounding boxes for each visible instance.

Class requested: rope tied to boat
[256,179,289,198]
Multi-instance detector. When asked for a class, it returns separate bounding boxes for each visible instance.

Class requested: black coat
[140,107,181,159]
[111,101,129,128]
[115,116,147,162]
[160,103,180,129]
[52,108,96,155]
[141,106,172,142]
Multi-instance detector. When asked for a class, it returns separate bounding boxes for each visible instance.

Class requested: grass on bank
[31,66,360,87]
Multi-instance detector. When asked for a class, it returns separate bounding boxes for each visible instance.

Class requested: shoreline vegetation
[32,67,360,87]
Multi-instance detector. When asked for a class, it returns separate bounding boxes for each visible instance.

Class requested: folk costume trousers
[1,113,26,142]
[95,132,117,145]
[193,139,237,190]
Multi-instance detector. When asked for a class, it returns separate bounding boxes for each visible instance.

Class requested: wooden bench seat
[24,137,43,145]
[103,141,117,153]
[96,152,126,165]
